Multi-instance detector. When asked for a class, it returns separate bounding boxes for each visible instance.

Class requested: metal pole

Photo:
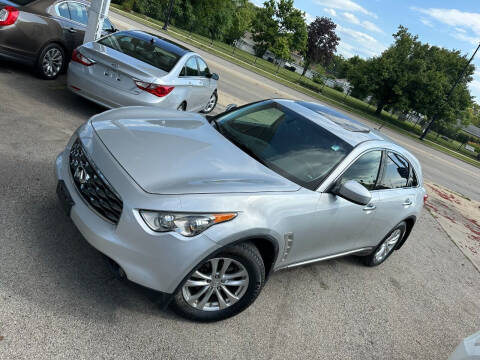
[162,0,174,31]
[84,0,111,43]
[420,42,480,140]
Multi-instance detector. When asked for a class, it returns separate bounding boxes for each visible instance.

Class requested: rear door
[367,151,419,247]
[53,1,87,52]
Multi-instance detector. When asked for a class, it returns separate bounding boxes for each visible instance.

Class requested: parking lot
[1,56,480,359]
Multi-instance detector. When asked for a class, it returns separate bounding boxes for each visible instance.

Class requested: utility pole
[162,0,174,31]
[420,42,480,140]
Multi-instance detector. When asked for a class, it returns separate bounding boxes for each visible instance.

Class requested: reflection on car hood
[90,107,300,194]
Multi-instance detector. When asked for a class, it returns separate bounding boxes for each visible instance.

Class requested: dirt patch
[425,182,480,271]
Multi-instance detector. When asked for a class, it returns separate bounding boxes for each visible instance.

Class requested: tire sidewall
[36,43,65,80]
[367,221,407,266]
[171,243,265,322]
[201,92,217,113]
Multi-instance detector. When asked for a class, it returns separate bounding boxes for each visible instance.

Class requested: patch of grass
[110,6,480,169]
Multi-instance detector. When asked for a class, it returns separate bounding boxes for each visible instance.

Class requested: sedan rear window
[98,33,181,72]
[216,101,353,189]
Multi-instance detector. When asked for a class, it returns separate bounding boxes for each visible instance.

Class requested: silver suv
[55,99,426,322]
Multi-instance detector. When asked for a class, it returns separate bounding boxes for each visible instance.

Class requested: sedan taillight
[134,80,174,97]
[0,6,19,26]
[71,49,95,66]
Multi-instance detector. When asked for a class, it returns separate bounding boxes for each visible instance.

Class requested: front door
[283,150,384,266]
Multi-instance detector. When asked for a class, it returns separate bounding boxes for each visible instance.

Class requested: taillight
[423,194,428,204]
[0,6,19,26]
[134,80,174,97]
[71,49,95,66]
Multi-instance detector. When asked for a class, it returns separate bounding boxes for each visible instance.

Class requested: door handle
[363,203,376,211]
[68,27,77,33]
[402,199,413,206]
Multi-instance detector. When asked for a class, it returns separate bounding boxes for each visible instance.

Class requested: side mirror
[333,180,372,205]
[225,104,237,111]
[106,27,117,34]
[210,73,219,81]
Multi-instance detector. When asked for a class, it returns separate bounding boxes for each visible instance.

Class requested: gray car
[0,0,116,79]
[55,99,426,322]
[68,30,219,113]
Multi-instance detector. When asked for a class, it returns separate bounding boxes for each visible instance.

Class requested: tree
[345,56,372,100]
[224,1,257,44]
[271,35,290,72]
[252,0,307,57]
[301,17,339,76]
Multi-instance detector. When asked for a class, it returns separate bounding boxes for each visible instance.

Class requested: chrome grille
[69,139,123,224]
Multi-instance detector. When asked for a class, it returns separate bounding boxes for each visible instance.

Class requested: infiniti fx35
[68,30,219,113]
[55,99,426,322]
[0,0,116,79]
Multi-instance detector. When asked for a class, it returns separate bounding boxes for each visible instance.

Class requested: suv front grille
[69,139,123,224]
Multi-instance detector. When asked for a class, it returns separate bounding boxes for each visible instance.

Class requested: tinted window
[68,2,88,25]
[56,2,70,18]
[98,33,181,72]
[341,151,382,190]
[184,57,199,76]
[197,58,210,77]
[378,152,409,189]
[216,101,353,189]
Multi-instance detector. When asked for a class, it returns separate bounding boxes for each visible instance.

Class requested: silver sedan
[67,30,219,113]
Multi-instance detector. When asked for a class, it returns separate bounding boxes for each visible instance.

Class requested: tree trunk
[301,60,310,77]
[375,101,385,115]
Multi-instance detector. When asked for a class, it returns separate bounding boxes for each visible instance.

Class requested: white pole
[84,0,112,43]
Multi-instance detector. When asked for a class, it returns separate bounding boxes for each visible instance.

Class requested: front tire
[201,91,217,113]
[171,242,265,322]
[36,43,65,80]
[362,221,407,266]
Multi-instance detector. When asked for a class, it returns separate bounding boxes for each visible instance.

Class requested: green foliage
[345,26,475,126]
[302,16,339,76]
[224,2,257,44]
[251,0,307,57]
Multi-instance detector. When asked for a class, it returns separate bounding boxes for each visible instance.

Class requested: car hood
[90,107,300,195]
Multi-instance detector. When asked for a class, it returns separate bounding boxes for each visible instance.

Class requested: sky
[251,0,480,103]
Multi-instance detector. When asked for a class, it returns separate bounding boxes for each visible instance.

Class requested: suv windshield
[98,33,181,72]
[216,101,353,189]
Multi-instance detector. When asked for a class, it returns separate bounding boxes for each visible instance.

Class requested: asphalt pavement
[0,15,479,360]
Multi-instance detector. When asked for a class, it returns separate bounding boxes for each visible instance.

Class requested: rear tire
[36,43,65,80]
[362,222,407,267]
[170,242,265,322]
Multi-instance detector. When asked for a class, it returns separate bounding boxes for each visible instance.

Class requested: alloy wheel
[374,229,401,263]
[182,257,249,312]
[42,48,63,78]
[203,93,217,113]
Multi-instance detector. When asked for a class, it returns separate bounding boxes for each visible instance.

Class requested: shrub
[333,84,344,93]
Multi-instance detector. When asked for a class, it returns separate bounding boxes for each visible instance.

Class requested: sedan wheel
[201,92,217,113]
[363,221,406,266]
[36,44,65,80]
[171,242,265,322]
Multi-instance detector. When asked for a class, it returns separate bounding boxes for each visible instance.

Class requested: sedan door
[177,56,204,111]
[196,57,215,107]
[64,2,88,49]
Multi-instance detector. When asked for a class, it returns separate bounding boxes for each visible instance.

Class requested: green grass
[110,5,480,168]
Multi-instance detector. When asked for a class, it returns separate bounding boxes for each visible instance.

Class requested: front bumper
[54,139,220,294]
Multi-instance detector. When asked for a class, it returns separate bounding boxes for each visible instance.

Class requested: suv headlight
[139,211,237,237]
